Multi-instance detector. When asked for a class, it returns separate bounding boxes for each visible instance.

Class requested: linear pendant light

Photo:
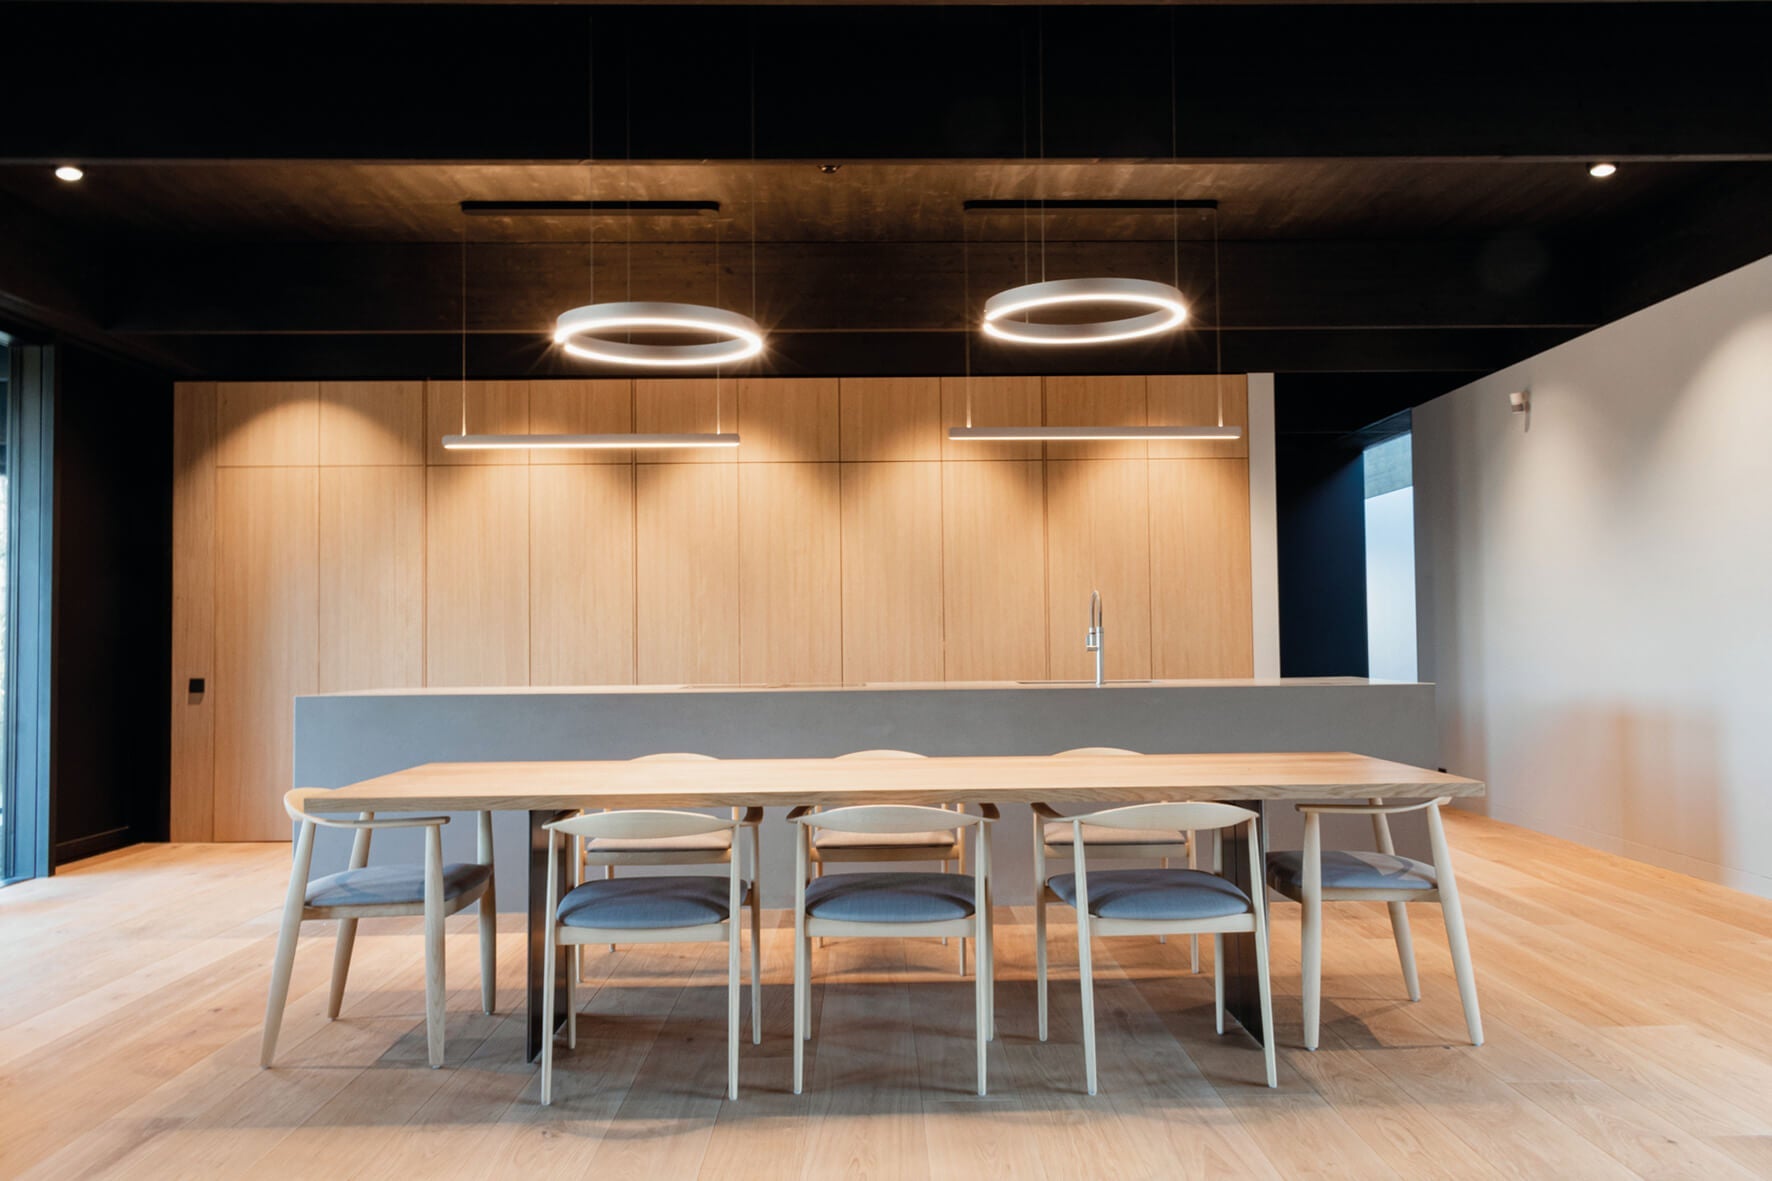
[948,425,1241,442]
[442,432,739,451]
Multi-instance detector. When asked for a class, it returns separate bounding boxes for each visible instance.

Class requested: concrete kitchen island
[295,678,1439,905]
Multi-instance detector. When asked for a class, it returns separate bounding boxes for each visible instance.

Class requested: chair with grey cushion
[1038,801,1276,1094]
[261,788,496,1070]
[788,803,997,1096]
[541,809,757,1104]
[806,750,972,975]
[579,753,762,966]
[1031,747,1197,969]
[1266,797,1483,1051]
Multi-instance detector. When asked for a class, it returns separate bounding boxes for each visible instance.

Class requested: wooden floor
[4,811,1772,1180]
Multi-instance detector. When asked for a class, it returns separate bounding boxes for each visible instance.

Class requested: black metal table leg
[526,809,571,1063]
[1217,799,1269,1045]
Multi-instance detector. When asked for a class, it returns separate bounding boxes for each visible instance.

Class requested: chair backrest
[837,749,926,759]
[281,788,448,830]
[797,804,985,834]
[1068,801,1256,836]
[548,808,738,841]
[632,752,718,762]
[1054,746,1142,757]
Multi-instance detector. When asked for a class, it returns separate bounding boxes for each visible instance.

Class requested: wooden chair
[1266,797,1483,1051]
[1031,746,1198,969]
[579,752,762,968]
[807,749,971,974]
[261,788,495,1070]
[788,803,997,1096]
[1037,802,1276,1093]
[542,809,756,1104]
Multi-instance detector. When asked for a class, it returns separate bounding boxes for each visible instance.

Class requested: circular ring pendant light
[981,277,1188,346]
[554,301,765,368]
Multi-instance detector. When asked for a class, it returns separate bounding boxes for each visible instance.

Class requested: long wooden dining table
[305,751,1484,1062]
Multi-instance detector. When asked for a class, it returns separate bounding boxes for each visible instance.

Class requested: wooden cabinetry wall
[172,375,1253,840]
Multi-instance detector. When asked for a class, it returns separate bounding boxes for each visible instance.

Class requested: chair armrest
[1296,798,1446,816]
[1030,802,1065,820]
[304,811,451,830]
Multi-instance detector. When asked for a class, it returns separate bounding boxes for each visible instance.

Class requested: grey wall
[1415,252,1772,899]
[295,681,1438,907]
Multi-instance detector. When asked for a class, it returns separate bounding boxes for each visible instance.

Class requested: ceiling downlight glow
[981,277,1188,346]
[1588,162,1618,178]
[553,301,765,368]
[54,165,84,182]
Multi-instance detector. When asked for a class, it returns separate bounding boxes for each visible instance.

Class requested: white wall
[1415,253,1772,898]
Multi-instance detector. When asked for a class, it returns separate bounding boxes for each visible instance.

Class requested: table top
[304,751,1483,813]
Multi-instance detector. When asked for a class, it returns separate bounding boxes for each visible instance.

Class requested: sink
[1016,679,1154,685]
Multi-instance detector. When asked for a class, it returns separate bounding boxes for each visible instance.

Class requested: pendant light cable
[1213,207,1225,427]
[460,220,468,434]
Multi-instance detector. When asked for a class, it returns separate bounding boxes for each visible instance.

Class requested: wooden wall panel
[740,378,839,463]
[840,377,942,461]
[318,381,424,466]
[215,382,319,466]
[1147,374,1250,459]
[841,462,944,683]
[426,380,528,465]
[425,466,530,686]
[942,460,1048,681]
[941,376,1042,461]
[319,467,424,693]
[530,465,637,685]
[1044,375,1147,460]
[636,378,734,463]
[529,379,633,465]
[1046,460,1153,681]
[213,466,318,841]
[739,463,842,684]
[170,383,217,842]
[636,463,739,683]
[1150,459,1255,678]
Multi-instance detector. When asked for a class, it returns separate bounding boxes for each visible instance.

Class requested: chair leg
[1035,889,1050,1042]
[957,935,967,976]
[974,918,989,1096]
[728,921,741,1101]
[1427,805,1485,1047]
[1077,915,1098,1096]
[1213,933,1225,1036]
[423,832,446,1070]
[1158,857,1168,944]
[605,864,616,954]
[749,895,762,1046]
[566,935,578,1051]
[1188,833,1200,973]
[1302,890,1324,1051]
[261,821,316,1069]
[1253,920,1279,1089]
[793,922,808,1094]
[802,935,814,1040]
[327,918,358,1021]
[541,928,557,1106]
[479,880,498,1016]
[1387,900,1421,1002]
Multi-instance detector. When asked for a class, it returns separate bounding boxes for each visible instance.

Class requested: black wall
[51,346,172,862]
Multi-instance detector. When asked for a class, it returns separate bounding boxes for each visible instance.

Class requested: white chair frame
[1270,797,1483,1051]
[262,788,495,1070]
[789,804,998,1096]
[1038,801,1277,1094]
[807,750,971,975]
[1032,747,1199,970]
[579,753,762,967]
[542,809,756,1104]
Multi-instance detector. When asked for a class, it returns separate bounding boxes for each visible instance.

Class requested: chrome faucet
[1086,590,1104,686]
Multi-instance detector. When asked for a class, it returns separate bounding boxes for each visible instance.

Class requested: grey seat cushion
[814,828,959,851]
[556,875,742,929]
[804,871,976,923]
[305,863,492,909]
[1048,868,1252,920]
[1042,820,1188,848]
[586,829,734,853]
[1267,850,1437,891]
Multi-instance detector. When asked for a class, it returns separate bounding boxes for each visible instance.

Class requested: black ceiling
[4,2,1772,428]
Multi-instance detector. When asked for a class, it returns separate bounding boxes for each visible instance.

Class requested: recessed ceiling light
[1588,162,1617,179]
[54,165,84,182]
